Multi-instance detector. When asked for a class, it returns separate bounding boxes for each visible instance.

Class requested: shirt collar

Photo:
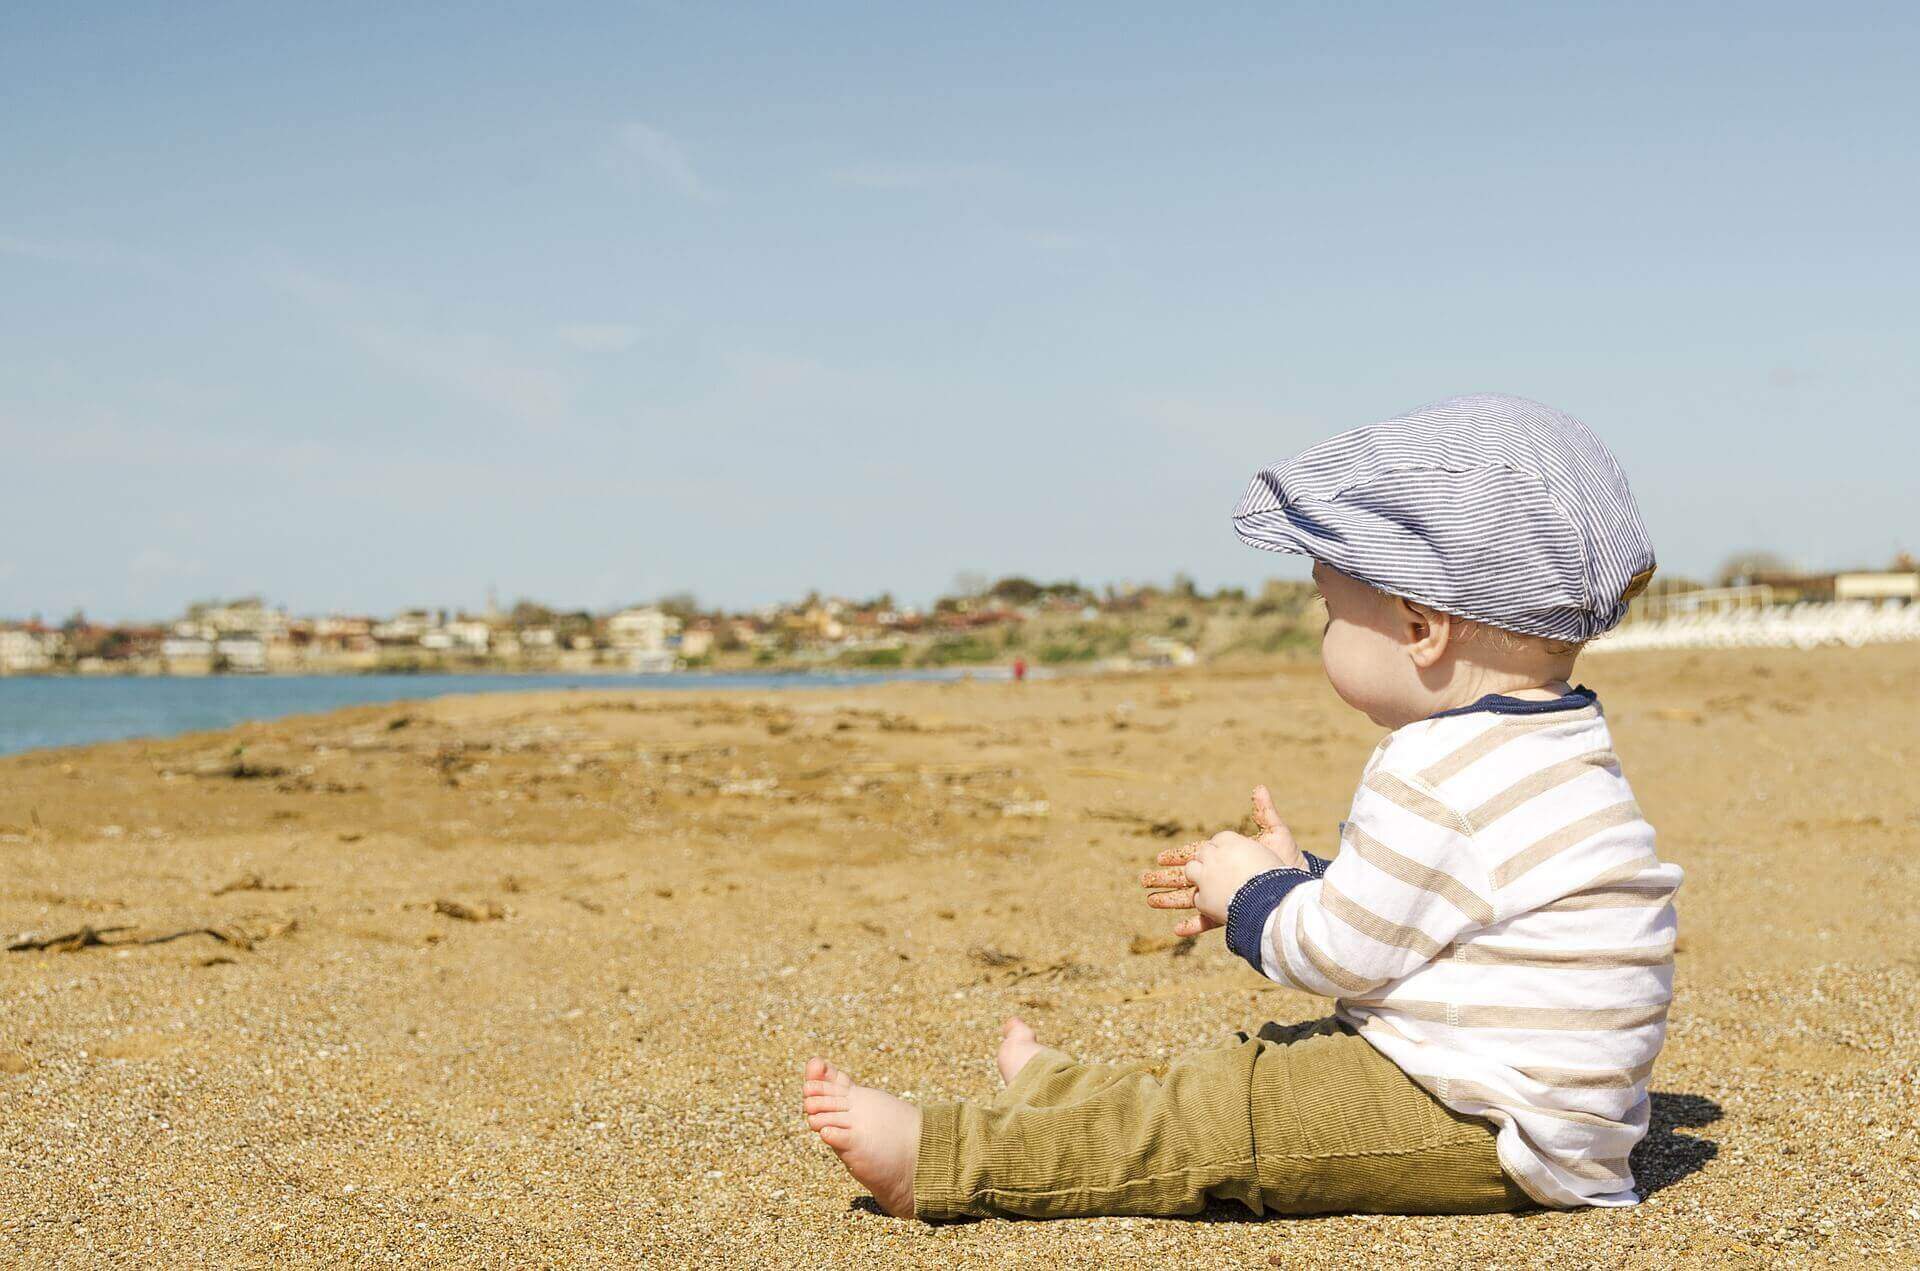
[1426,683,1599,720]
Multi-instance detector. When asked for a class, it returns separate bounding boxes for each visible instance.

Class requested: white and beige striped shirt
[1259,688,1681,1208]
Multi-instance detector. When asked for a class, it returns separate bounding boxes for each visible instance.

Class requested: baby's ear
[1393,594,1434,637]
[1398,596,1454,667]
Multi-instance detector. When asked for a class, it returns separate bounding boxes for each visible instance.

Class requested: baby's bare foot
[801,1057,920,1218]
[996,1016,1043,1085]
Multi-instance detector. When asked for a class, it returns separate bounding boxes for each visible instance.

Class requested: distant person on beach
[1012,655,1027,683]
[803,394,1679,1219]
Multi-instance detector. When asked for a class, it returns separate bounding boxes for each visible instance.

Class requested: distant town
[0,576,1320,678]
[3,555,1916,677]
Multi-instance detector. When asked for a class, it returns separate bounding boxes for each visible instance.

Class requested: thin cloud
[556,323,647,353]
[614,123,714,200]
[1023,230,1086,252]
[351,325,573,426]
[263,262,574,428]
[830,161,999,191]
[0,233,112,264]
[129,547,205,582]
[0,231,173,275]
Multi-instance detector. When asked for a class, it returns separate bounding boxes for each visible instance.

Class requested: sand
[2,646,1917,1267]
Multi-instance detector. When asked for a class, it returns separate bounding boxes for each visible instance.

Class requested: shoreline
[0,661,1025,680]
[0,664,1038,760]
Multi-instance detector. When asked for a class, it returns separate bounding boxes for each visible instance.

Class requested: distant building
[680,624,716,660]
[444,619,492,654]
[0,626,60,674]
[372,610,436,644]
[608,607,679,649]
[214,635,268,673]
[312,616,377,652]
[161,635,214,660]
[189,598,289,641]
[1834,572,1920,603]
[160,633,215,674]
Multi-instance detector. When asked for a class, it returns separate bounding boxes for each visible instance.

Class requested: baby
[802,393,1681,1219]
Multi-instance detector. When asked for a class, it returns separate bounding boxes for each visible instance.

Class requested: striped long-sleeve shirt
[1257,686,1681,1208]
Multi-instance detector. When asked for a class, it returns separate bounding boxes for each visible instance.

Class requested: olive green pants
[914,1016,1533,1220]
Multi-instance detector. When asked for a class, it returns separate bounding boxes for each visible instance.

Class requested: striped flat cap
[1233,393,1655,642]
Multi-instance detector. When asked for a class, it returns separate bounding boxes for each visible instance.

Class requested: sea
[0,668,1004,758]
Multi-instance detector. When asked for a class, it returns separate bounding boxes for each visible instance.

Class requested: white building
[607,607,680,651]
[607,606,682,671]
[1834,572,1920,603]
[0,627,59,674]
[214,635,268,672]
[372,610,435,643]
[185,599,289,642]
[161,635,214,661]
[444,619,492,654]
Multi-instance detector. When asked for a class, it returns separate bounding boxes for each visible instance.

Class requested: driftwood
[7,918,297,954]
[6,925,134,952]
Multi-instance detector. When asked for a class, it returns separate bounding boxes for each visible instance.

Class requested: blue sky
[4,2,1916,621]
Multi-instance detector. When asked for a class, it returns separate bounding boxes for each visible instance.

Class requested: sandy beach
[3,646,1916,1267]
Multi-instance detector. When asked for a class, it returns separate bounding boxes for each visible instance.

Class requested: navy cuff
[1302,851,1331,879]
[1225,868,1315,974]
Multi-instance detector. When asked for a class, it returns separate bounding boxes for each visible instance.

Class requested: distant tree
[553,610,596,644]
[1170,572,1199,599]
[657,591,700,618]
[509,600,555,627]
[1717,550,1790,587]
[988,576,1042,605]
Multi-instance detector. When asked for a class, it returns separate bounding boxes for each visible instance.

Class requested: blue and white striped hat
[1232,393,1655,642]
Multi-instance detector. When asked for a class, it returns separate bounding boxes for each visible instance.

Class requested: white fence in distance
[1589,600,1920,653]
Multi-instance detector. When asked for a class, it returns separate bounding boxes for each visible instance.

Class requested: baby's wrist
[1224,867,1315,973]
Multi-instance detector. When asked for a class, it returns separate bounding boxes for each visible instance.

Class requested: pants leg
[1247,1019,1531,1215]
[913,1017,1531,1221]
[916,1036,1265,1219]
[987,1047,1162,1110]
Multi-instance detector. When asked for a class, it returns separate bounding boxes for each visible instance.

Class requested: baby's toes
[803,1092,849,1115]
[805,1057,827,1082]
[818,1124,852,1150]
[808,1108,853,1131]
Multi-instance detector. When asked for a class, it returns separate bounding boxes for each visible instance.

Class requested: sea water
[0,668,1003,757]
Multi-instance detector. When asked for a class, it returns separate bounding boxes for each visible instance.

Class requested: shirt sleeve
[1259,767,1496,997]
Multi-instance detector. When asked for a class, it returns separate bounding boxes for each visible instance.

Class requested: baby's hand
[1139,786,1307,938]
[1245,784,1307,871]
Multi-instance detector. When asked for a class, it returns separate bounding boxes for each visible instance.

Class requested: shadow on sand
[1631,1090,1722,1197]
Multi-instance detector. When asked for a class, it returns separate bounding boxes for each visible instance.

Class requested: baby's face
[1311,562,1426,729]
